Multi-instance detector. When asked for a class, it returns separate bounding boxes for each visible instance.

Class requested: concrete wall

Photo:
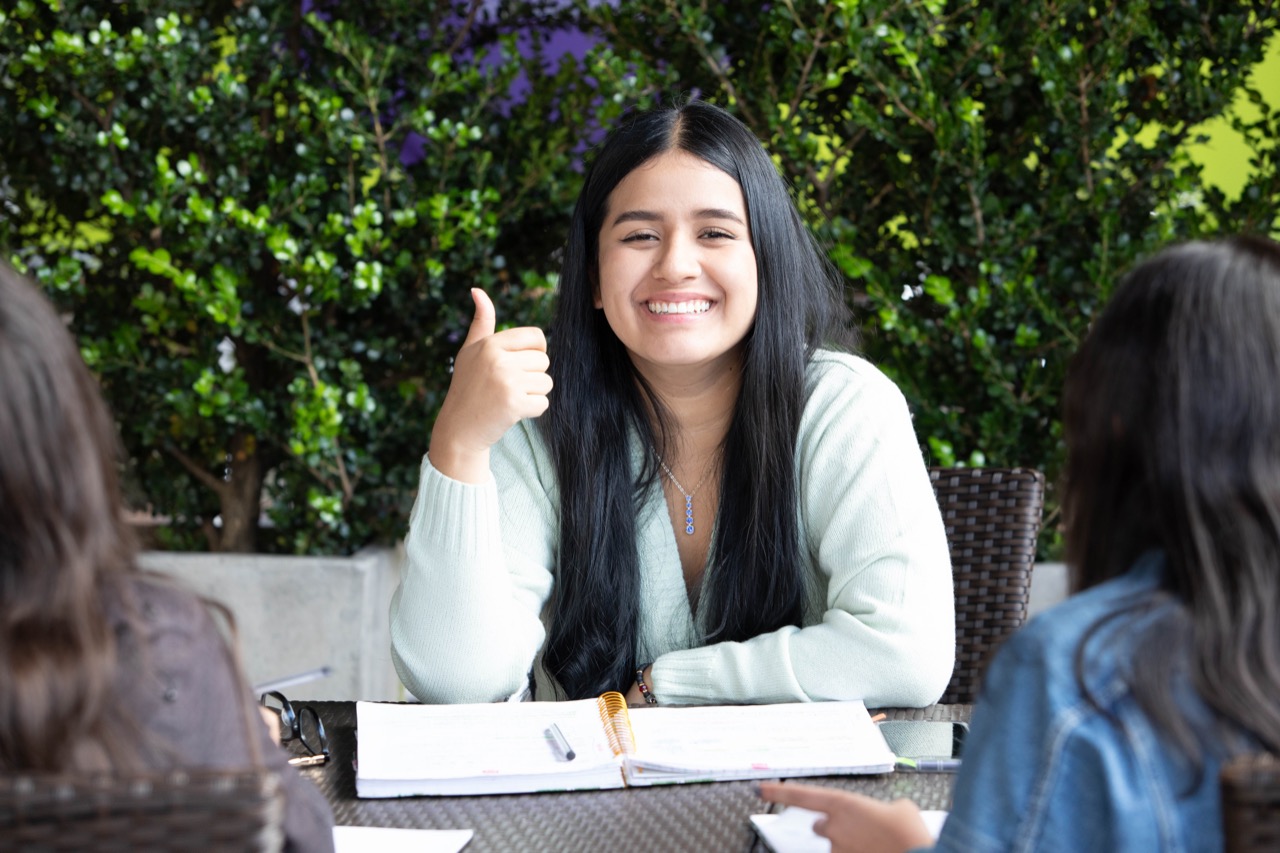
[140,544,405,702]
[1028,562,1069,618]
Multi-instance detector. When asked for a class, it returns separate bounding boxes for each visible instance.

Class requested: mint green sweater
[391,350,954,707]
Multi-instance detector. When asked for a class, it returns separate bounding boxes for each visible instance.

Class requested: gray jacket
[115,575,335,853]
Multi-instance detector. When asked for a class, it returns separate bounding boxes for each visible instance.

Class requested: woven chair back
[1222,752,1280,853]
[0,769,284,852]
[929,466,1045,705]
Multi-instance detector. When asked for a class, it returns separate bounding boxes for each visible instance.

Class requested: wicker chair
[929,467,1046,705]
[0,769,284,852]
[1221,753,1280,853]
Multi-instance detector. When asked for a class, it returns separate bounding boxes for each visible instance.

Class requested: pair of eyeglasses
[260,690,330,767]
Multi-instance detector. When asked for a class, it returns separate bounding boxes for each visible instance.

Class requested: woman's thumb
[462,288,496,346]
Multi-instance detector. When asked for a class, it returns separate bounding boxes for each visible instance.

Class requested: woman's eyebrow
[695,208,745,223]
[609,208,745,226]
[610,209,660,226]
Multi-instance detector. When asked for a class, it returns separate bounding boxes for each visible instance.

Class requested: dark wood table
[297,701,970,852]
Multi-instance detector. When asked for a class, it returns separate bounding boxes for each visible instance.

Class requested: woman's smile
[645,299,713,315]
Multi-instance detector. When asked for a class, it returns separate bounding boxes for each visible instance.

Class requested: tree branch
[166,443,227,497]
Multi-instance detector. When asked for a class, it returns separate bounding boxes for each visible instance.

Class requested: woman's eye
[701,228,734,240]
[621,232,658,243]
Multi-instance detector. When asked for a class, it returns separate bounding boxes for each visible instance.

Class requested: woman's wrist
[635,664,658,705]
[427,437,491,485]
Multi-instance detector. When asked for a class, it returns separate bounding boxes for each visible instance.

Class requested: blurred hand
[259,706,282,745]
[757,782,934,853]
[429,288,552,483]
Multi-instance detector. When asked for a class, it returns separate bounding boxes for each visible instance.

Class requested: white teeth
[646,300,711,315]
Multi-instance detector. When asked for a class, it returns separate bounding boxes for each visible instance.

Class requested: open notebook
[355,693,895,797]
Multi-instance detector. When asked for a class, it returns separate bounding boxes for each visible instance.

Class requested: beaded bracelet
[635,666,658,705]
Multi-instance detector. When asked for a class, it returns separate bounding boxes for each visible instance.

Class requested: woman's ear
[591,268,602,308]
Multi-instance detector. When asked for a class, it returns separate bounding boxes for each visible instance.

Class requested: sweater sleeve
[649,354,955,707]
[389,421,557,703]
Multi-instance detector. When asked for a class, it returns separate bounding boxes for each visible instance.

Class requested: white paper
[332,826,473,853]
[920,810,949,838]
[750,807,830,853]
[750,806,949,852]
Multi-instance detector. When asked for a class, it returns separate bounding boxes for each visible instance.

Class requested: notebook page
[623,700,894,781]
[355,698,621,795]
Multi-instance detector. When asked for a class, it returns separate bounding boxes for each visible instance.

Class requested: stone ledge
[139,545,405,702]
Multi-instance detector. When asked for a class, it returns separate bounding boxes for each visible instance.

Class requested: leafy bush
[584,0,1280,550]
[0,0,637,552]
[3,1,1277,556]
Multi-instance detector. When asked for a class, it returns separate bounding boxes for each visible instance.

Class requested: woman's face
[595,150,759,377]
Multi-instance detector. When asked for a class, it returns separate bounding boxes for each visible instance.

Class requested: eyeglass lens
[297,706,328,758]
[261,691,299,740]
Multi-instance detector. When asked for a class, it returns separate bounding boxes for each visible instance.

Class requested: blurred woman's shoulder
[106,571,241,739]
[106,571,216,640]
[996,551,1175,698]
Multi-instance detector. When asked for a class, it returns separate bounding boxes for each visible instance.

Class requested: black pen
[547,723,576,761]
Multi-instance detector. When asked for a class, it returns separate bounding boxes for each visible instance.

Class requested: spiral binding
[596,691,637,757]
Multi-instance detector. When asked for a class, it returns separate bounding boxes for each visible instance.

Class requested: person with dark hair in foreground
[763,236,1280,851]
[0,262,334,851]
[391,99,953,707]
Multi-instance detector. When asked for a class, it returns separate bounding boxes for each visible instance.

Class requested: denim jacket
[933,552,1235,852]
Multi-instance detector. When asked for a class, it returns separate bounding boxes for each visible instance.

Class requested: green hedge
[2,1,1277,555]
[0,0,622,552]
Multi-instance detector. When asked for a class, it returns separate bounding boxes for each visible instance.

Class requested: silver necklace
[654,451,716,535]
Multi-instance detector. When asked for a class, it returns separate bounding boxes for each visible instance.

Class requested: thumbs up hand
[428,289,553,483]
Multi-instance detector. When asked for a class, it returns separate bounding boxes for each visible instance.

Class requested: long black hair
[539,99,855,699]
[1062,235,1280,761]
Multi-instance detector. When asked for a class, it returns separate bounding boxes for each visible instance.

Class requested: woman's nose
[653,234,700,282]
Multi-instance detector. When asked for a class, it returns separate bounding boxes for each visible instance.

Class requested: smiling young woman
[390,99,954,709]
